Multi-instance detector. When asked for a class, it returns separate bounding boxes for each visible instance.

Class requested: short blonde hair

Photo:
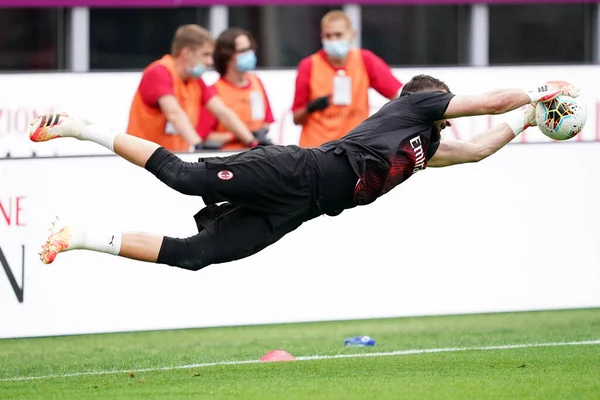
[171,24,213,56]
[321,10,352,29]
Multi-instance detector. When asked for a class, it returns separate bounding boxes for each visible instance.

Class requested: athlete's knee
[156,234,217,271]
[144,147,208,196]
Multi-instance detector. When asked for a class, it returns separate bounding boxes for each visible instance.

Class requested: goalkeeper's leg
[29,112,210,196]
[39,206,304,270]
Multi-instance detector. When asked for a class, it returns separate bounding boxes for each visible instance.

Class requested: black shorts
[187,145,357,266]
[189,202,306,266]
[187,145,318,265]
[199,145,319,218]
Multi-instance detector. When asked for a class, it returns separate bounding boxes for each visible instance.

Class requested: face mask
[235,50,257,72]
[322,40,350,59]
[187,63,206,78]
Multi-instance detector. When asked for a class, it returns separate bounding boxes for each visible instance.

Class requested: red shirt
[292,49,402,112]
[197,76,275,139]
[138,64,217,109]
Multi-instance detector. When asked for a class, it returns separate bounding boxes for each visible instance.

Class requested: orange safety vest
[127,54,202,152]
[299,49,370,148]
[213,74,269,150]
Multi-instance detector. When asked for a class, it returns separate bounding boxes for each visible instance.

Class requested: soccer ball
[535,95,587,140]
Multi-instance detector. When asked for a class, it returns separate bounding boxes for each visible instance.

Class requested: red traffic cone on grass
[260,350,296,362]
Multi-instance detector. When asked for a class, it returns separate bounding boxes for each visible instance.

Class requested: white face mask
[322,39,351,59]
[235,50,257,72]
[187,63,206,78]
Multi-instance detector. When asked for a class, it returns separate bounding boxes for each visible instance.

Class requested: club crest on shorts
[217,170,234,180]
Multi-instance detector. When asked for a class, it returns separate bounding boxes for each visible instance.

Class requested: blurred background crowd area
[0,2,596,73]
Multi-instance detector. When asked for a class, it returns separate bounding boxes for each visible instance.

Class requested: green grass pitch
[1,308,600,399]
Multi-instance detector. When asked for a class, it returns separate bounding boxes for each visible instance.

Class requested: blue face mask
[322,40,350,59]
[187,63,206,78]
[235,50,257,72]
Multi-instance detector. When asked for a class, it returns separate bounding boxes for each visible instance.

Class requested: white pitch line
[1,339,599,383]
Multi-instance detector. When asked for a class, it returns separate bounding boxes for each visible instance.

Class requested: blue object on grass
[344,336,376,347]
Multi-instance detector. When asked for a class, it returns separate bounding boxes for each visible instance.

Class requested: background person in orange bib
[127,24,258,153]
[292,11,403,148]
[197,28,274,150]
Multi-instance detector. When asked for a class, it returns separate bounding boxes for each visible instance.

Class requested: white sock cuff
[70,230,121,256]
[82,125,119,152]
[102,233,122,256]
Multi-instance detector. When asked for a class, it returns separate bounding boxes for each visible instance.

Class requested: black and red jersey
[319,91,455,205]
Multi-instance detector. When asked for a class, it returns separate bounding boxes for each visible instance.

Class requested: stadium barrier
[1,65,600,158]
[2,140,600,338]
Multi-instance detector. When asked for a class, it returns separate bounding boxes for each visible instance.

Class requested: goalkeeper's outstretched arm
[428,80,580,168]
[428,105,536,168]
[443,81,580,119]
